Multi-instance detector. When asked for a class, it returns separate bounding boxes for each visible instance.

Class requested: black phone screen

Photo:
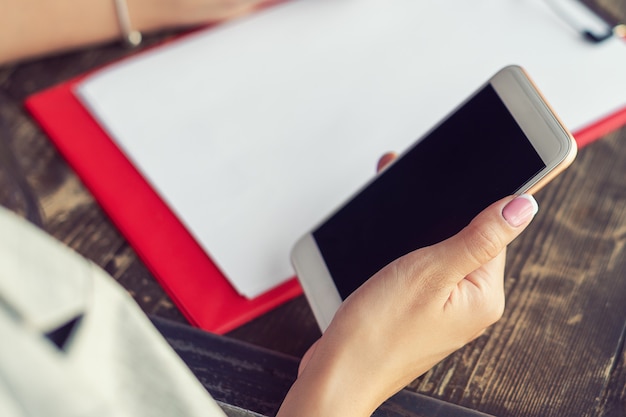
[313,84,545,299]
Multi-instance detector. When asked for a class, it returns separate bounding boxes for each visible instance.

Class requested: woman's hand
[277,155,539,417]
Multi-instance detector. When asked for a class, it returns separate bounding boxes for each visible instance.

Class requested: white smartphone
[291,66,577,331]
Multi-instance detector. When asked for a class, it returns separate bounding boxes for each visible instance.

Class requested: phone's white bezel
[292,234,342,330]
[490,66,576,194]
[291,65,577,331]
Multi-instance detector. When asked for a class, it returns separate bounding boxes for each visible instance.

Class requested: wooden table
[1,1,624,416]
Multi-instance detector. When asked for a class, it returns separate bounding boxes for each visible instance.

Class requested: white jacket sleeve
[0,207,226,417]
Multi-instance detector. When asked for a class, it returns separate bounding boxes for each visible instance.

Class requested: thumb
[432,194,538,282]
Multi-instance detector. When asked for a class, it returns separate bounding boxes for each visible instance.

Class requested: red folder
[25,76,302,334]
[24,74,626,334]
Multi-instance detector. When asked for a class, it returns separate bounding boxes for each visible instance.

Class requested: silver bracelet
[113,0,142,48]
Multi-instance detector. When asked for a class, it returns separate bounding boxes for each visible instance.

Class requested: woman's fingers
[376,152,397,172]
[430,194,538,287]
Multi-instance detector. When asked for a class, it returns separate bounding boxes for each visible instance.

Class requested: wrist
[277,339,386,417]
[128,0,271,34]
[126,0,175,34]
[278,371,378,417]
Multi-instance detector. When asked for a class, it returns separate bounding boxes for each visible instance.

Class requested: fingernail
[502,194,539,227]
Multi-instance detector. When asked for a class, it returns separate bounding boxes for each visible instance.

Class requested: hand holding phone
[291,65,576,330]
[278,194,540,417]
[281,66,576,417]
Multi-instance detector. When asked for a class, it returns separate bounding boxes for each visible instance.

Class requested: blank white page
[76,0,626,298]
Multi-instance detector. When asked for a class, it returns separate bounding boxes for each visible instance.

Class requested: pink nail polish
[502,194,539,227]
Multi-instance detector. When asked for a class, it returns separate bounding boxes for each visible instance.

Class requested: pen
[545,0,625,43]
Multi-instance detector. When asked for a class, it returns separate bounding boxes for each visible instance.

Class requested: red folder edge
[25,77,302,334]
[572,105,626,149]
[24,76,626,334]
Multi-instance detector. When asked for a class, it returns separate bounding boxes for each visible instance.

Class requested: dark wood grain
[1,2,625,416]
[409,129,626,417]
[155,316,497,417]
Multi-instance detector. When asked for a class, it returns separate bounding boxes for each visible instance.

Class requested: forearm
[0,0,267,66]
[3,0,129,65]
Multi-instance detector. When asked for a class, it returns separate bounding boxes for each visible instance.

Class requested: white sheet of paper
[76,0,626,298]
